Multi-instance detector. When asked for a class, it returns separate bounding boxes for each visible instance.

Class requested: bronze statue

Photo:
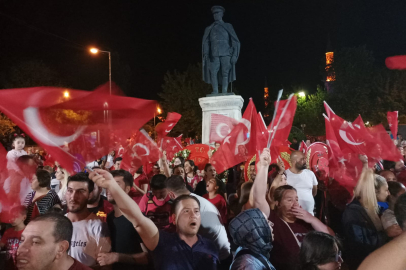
[202,6,240,94]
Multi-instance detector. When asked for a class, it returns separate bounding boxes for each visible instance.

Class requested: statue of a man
[202,6,240,94]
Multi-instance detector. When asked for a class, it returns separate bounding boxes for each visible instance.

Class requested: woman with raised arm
[250,148,334,270]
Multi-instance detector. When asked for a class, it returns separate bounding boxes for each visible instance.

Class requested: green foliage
[159,63,212,137]
[1,60,64,88]
[293,85,327,136]
[0,113,15,136]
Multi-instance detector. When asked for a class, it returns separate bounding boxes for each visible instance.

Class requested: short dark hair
[388,181,405,197]
[299,231,342,269]
[111,169,133,188]
[113,157,122,164]
[165,175,188,194]
[31,212,73,251]
[274,185,297,203]
[150,174,167,190]
[395,193,406,230]
[250,162,255,166]
[36,169,51,188]
[171,194,200,214]
[383,160,396,171]
[67,172,94,193]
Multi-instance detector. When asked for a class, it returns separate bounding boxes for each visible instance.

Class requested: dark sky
[1,0,406,111]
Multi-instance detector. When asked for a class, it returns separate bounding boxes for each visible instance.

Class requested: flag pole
[267,89,283,148]
[267,94,294,148]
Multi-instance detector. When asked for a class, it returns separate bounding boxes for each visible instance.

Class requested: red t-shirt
[203,194,227,225]
[269,209,313,270]
[132,174,149,204]
[138,193,173,231]
[69,258,92,270]
[0,227,24,270]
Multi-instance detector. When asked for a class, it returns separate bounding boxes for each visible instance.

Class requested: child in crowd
[0,206,27,270]
[204,177,228,225]
[6,134,27,172]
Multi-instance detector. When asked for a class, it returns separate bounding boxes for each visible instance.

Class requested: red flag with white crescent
[387,111,398,139]
[159,135,183,161]
[121,129,161,172]
[155,112,181,137]
[0,83,156,173]
[211,99,257,173]
[209,114,239,144]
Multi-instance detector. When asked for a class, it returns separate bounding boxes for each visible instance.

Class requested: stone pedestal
[199,95,244,145]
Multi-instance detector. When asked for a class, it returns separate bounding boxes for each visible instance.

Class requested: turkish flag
[387,111,398,139]
[386,55,406,70]
[155,112,181,137]
[0,83,156,173]
[159,135,183,161]
[299,141,308,153]
[268,95,297,148]
[121,129,161,172]
[211,99,257,173]
[210,114,239,143]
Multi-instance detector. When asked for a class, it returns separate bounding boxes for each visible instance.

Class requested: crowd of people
[2,134,406,270]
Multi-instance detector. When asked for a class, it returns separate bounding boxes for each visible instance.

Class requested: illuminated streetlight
[298,92,306,98]
[63,91,70,98]
[89,47,112,95]
[157,107,162,114]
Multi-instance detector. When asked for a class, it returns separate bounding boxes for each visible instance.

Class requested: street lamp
[89,47,112,95]
[298,91,306,98]
[63,90,70,98]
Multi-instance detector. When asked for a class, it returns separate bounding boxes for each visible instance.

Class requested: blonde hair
[58,166,70,190]
[354,169,379,215]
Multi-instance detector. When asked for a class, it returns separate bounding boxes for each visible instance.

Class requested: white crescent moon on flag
[216,123,231,138]
[238,119,251,146]
[339,130,363,146]
[165,123,174,133]
[23,107,85,147]
[133,143,150,157]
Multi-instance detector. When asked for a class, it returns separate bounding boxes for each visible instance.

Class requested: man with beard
[87,181,113,222]
[16,213,92,270]
[96,170,149,270]
[65,173,111,269]
[285,151,318,215]
[89,169,219,270]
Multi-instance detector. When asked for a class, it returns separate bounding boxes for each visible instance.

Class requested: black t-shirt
[107,211,147,270]
[194,180,208,196]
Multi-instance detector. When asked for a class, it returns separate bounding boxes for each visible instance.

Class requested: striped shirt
[24,189,61,223]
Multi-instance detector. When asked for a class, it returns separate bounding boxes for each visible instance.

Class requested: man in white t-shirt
[65,172,111,269]
[286,151,318,215]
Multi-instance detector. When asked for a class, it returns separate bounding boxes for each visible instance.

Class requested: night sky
[1,0,406,111]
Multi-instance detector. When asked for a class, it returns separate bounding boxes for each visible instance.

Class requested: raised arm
[89,169,159,251]
[160,151,171,178]
[358,231,406,270]
[249,148,271,217]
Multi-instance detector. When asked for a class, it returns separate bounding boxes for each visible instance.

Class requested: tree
[1,60,64,88]
[0,113,15,137]
[159,63,212,137]
[293,85,328,136]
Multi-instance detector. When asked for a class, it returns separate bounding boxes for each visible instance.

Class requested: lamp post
[90,48,112,95]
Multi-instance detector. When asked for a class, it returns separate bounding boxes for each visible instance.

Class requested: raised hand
[259,148,271,167]
[89,169,116,189]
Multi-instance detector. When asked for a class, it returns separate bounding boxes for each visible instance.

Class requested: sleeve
[96,222,111,254]
[199,199,231,260]
[138,194,148,213]
[310,171,318,186]
[381,210,398,230]
[220,197,228,225]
